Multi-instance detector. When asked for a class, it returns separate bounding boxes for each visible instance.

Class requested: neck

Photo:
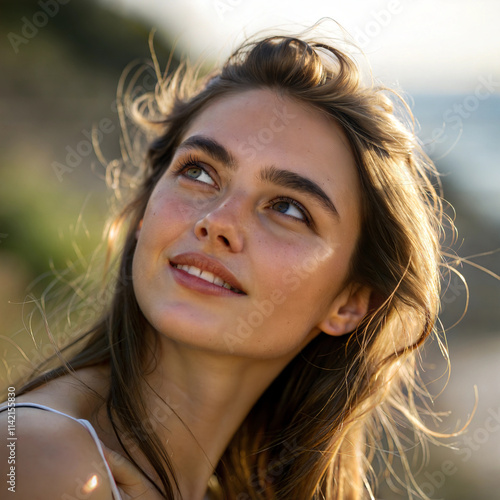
[139,336,294,499]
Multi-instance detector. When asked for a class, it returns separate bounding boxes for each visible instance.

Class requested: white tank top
[0,402,123,499]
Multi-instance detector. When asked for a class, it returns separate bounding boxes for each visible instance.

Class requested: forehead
[181,88,361,222]
[184,89,353,158]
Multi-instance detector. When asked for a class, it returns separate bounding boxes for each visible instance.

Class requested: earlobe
[318,283,372,337]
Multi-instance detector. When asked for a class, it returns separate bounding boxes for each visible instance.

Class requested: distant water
[410,94,500,225]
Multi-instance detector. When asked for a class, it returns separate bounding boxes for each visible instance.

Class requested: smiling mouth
[170,263,245,294]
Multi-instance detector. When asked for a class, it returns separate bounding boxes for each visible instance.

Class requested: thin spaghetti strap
[74,419,124,500]
[0,403,123,500]
[0,402,81,419]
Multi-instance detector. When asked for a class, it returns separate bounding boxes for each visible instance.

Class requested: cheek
[254,237,339,300]
[132,195,186,292]
[139,192,192,246]
[147,181,218,233]
[254,234,354,327]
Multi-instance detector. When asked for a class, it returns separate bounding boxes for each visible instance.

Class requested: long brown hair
[14,32,457,499]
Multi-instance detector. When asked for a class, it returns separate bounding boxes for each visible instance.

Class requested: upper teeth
[173,264,238,291]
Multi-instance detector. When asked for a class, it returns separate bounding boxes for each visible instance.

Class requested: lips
[169,252,246,295]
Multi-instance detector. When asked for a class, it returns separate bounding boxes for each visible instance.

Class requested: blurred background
[1,1,499,498]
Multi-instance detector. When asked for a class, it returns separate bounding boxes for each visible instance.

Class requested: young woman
[1,33,452,499]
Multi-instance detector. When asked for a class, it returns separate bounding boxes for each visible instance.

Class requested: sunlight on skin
[82,474,99,494]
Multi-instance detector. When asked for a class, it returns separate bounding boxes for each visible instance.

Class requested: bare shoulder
[0,407,114,500]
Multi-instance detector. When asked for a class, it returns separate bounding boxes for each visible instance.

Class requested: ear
[135,219,143,240]
[317,283,372,337]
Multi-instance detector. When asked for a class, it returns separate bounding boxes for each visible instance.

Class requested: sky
[99,0,500,94]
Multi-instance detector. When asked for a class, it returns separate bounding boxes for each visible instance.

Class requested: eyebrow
[176,134,340,220]
[176,135,237,170]
[260,166,340,221]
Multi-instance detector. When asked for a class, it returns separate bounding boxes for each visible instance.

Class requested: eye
[270,197,311,225]
[184,166,216,186]
[172,154,218,187]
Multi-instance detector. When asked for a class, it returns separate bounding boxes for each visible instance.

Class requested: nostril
[194,217,238,250]
[218,235,230,247]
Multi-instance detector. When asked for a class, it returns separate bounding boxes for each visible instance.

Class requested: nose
[194,197,245,253]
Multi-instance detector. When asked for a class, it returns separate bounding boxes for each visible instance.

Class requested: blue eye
[270,198,310,225]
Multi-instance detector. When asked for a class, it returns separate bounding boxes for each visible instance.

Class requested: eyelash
[171,154,217,185]
[171,154,313,227]
[269,197,312,226]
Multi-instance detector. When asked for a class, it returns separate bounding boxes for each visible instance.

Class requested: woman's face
[133,89,364,360]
